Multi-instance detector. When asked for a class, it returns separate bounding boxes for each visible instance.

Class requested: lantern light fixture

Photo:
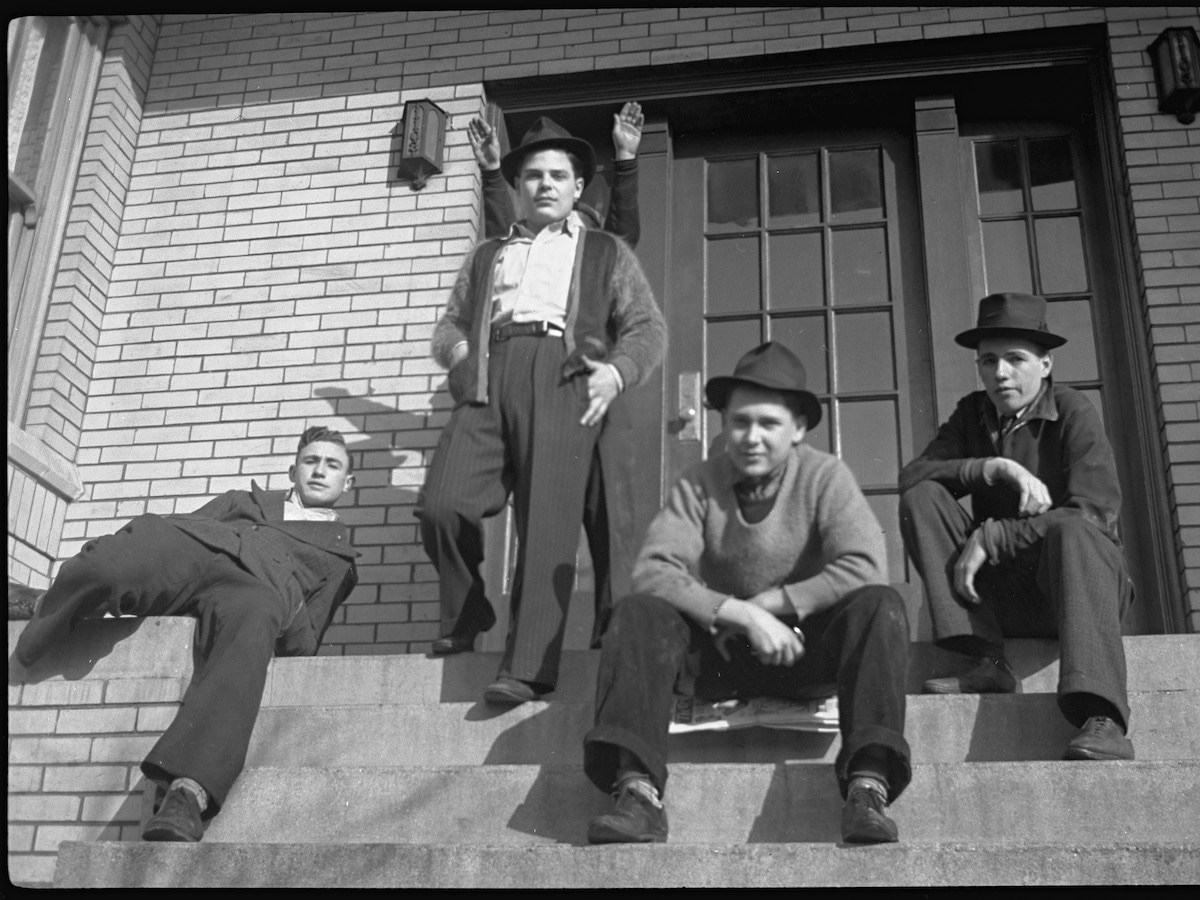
[396,98,448,190]
[1147,26,1200,125]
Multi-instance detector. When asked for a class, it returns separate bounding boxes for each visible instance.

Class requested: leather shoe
[1063,716,1135,761]
[143,786,204,842]
[483,676,545,705]
[588,779,668,844]
[431,634,475,655]
[922,655,1018,694]
[841,786,899,844]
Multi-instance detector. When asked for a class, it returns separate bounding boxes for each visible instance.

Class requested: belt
[490,320,565,343]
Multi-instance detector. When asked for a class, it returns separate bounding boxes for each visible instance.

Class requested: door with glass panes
[667,128,937,631]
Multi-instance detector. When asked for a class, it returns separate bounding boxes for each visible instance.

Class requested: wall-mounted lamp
[1147,26,1200,125]
[396,98,448,190]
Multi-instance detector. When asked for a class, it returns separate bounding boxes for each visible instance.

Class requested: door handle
[677,371,701,441]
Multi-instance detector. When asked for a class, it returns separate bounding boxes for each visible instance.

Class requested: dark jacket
[898,382,1122,564]
[166,482,358,656]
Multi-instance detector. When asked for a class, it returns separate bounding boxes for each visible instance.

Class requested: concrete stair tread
[244,690,1198,767]
[55,839,1200,887]
[196,760,1199,846]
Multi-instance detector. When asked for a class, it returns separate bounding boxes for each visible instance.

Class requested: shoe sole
[1062,748,1134,761]
[922,682,1019,695]
[142,827,200,842]
[430,642,471,655]
[587,824,667,844]
[483,687,537,705]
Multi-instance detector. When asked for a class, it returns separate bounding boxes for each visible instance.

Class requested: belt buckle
[533,320,550,336]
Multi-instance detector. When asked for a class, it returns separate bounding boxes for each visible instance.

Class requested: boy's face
[517,148,583,231]
[722,385,807,479]
[975,336,1052,417]
[289,440,353,508]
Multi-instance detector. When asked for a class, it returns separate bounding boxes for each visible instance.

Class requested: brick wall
[12,8,1200,643]
[7,618,196,887]
[6,16,160,589]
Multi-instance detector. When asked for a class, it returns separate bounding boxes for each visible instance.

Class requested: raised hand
[467,117,502,171]
[612,101,644,161]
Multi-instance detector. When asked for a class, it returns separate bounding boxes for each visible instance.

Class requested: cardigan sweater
[898,381,1122,564]
[633,444,887,629]
[431,226,665,405]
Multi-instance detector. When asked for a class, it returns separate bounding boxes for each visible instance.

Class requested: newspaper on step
[669,694,839,734]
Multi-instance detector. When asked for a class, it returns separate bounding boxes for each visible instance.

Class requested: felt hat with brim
[705,341,822,428]
[500,117,596,186]
[954,291,1067,350]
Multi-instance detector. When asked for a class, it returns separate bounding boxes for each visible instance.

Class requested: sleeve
[979,396,1122,563]
[898,396,992,499]
[186,491,239,520]
[606,238,667,389]
[631,468,727,627]
[603,158,640,249]
[430,244,483,369]
[480,168,517,240]
[780,459,888,617]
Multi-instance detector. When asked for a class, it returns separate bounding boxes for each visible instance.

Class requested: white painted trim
[7,422,84,500]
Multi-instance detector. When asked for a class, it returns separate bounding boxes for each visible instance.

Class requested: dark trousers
[899,480,1132,729]
[14,515,287,816]
[418,336,601,688]
[583,585,912,803]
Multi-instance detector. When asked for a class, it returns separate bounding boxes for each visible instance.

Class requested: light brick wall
[13,8,1199,645]
[6,618,195,887]
[7,16,160,588]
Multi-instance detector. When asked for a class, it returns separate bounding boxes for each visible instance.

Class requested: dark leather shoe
[143,786,204,842]
[431,634,475,655]
[922,655,1018,694]
[1063,716,1135,761]
[841,786,899,844]
[588,780,668,844]
[483,676,545,705]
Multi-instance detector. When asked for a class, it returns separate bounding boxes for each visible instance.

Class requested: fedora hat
[954,292,1067,350]
[500,117,596,186]
[705,341,822,428]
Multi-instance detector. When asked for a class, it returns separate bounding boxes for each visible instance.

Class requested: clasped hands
[955,457,1051,605]
[713,588,806,668]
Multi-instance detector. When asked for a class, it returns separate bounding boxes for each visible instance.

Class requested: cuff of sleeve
[610,356,639,391]
[613,158,638,173]
[607,363,625,393]
[481,166,506,183]
[960,458,991,488]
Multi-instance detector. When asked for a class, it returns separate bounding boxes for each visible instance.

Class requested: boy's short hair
[297,426,352,471]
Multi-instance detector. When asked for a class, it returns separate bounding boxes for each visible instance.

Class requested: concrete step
[244,690,1197,768]
[258,635,1200,705]
[12,620,1199,697]
[196,761,1199,846]
[54,839,1200,888]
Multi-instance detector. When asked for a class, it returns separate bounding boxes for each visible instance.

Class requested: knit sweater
[633,443,887,629]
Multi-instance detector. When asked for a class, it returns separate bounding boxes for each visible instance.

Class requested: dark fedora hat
[954,292,1067,350]
[500,117,596,186]
[705,341,822,428]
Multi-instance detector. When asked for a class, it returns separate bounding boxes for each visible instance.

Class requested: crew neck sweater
[633,443,887,629]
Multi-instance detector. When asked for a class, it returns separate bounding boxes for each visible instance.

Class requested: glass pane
[975,140,1024,216]
[1078,387,1107,436]
[866,493,906,583]
[768,152,820,227]
[1029,137,1077,210]
[829,148,883,220]
[707,158,759,230]
[835,310,895,393]
[831,227,888,306]
[1046,299,1099,382]
[706,236,761,316]
[768,232,824,309]
[1035,216,1088,294]
[981,220,1033,295]
[805,399,831,455]
[769,314,829,395]
[839,399,899,487]
[705,318,763,447]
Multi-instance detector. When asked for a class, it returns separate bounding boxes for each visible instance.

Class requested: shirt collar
[507,209,584,241]
[284,488,340,522]
[985,379,1058,433]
